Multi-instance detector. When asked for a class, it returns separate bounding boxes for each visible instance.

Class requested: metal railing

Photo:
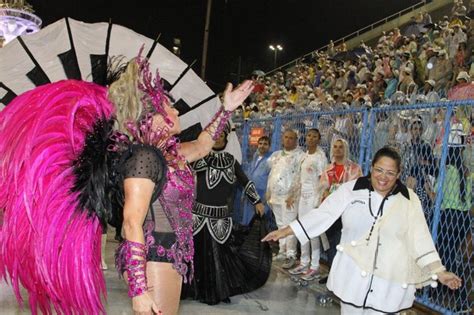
[264,0,429,76]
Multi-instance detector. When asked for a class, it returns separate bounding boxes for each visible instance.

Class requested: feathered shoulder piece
[0,80,115,314]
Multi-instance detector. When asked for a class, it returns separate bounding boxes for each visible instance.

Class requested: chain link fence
[235,100,473,314]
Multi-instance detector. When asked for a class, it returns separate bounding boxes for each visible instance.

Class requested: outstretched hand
[261,226,294,242]
[437,271,462,290]
[222,80,254,112]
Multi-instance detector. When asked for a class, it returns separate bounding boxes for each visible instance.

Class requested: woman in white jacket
[263,146,461,314]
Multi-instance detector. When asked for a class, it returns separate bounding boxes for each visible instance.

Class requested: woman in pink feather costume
[0,55,253,315]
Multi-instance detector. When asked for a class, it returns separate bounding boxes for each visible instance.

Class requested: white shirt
[267,148,304,198]
[299,148,328,192]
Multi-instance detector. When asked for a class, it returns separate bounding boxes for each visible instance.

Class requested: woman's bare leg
[146,262,182,315]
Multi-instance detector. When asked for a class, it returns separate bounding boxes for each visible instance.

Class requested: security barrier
[235,100,473,314]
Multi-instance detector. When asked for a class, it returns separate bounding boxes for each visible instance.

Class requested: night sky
[28,0,420,91]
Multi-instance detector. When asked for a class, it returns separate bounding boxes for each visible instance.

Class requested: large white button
[402,283,408,289]
[431,274,438,281]
[430,281,438,288]
[351,241,357,246]
[336,245,344,252]
[360,271,367,277]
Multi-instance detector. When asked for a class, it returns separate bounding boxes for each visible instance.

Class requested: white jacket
[290,176,444,312]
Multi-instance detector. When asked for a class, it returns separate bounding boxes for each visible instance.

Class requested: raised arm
[179,81,254,163]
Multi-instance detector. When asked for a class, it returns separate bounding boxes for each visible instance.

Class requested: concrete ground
[0,234,434,314]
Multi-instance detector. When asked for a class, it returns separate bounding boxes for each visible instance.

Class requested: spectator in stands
[346,69,358,90]
[423,11,432,24]
[407,34,418,55]
[398,68,416,95]
[263,146,462,315]
[286,129,328,277]
[391,27,402,46]
[429,50,453,91]
[287,86,299,104]
[399,52,414,83]
[241,136,273,226]
[455,70,471,85]
[353,84,368,101]
[333,69,347,97]
[407,82,419,104]
[370,70,386,103]
[327,40,336,57]
[384,69,399,100]
[454,42,468,71]
[422,79,441,102]
[403,119,437,223]
[452,0,467,18]
[266,130,304,267]
[357,62,369,82]
[449,22,467,58]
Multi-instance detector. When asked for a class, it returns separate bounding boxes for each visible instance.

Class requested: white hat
[425,79,436,87]
[456,71,470,82]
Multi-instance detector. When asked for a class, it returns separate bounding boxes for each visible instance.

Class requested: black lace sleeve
[122,144,167,191]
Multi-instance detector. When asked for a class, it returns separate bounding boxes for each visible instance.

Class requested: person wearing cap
[422,79,440,102]
[455,70,471,85]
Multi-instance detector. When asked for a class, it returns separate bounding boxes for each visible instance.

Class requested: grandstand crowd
[233,0,474,121]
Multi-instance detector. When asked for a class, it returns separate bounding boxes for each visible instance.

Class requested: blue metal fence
[235,100,473,314]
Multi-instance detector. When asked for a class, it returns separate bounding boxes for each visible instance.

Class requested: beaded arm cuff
[115,240,148,298]
[204,107,232,140]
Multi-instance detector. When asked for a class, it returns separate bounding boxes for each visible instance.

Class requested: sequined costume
[112,142,195,282]
[184,150,271,305]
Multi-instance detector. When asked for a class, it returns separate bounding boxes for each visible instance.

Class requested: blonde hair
[107,59,153,136]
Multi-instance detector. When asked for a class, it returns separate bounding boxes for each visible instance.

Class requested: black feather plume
[72,118,115,227]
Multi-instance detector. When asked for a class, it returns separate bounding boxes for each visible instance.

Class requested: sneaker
[272,253,286,261]
[282,257,296,269]
[289,264,309,275]
[300,268,321,281]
